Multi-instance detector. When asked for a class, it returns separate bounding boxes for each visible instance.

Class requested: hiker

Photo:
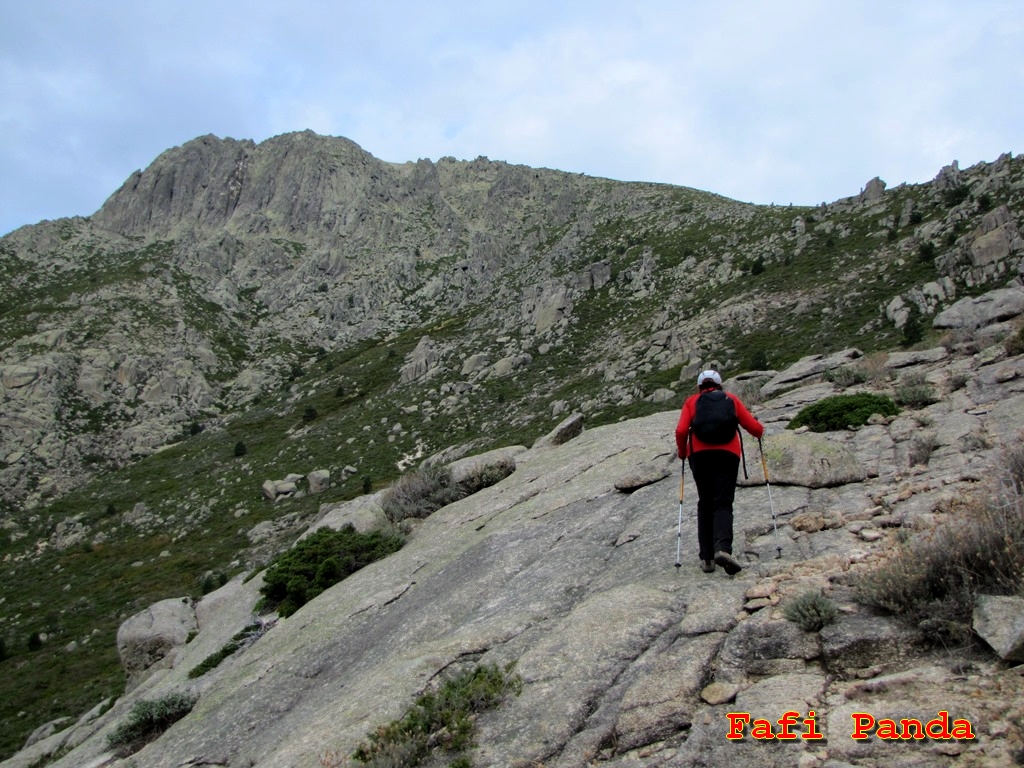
[675,370,764,575]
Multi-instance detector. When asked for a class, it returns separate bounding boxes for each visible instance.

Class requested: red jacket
[675,389,764,459]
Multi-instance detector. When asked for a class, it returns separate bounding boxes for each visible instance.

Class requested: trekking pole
[759,438,783,559]
[674,461,684,569]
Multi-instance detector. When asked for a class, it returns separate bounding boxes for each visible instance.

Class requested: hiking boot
[714,551,743,575]
[700,559,716,573]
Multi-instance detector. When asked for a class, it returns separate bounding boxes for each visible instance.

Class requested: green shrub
[943,185,970,207]
[258,526,404,617]
[106,693,197,755]
[782,591,838,632]
[200,573,218,595]
[351,662,522,767]
[823,365,868,388]
[233,441,247,457]
[901,311,924,347]
[787,393,899,432]
[894,372,937,408]
[746,349,769,371]
[854,454,1024,646]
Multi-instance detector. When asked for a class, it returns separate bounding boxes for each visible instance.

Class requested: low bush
[381,459,517,526]
[782,591,838,632]
[823,365,868,388]
[947,372,969,392]
[894,372,938,408]
[381,464,463,524]
[348,662,522,767]
[787,393,899,432]
[453,457,517,498]
[854,443,1024,646]
[907,431,939,467]
[258,526,404,617]
[107,692,197,755]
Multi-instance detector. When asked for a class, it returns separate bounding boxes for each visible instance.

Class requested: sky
[1,0,1021,236]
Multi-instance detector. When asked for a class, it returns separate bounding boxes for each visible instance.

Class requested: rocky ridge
[1,135,1021,512]
[6,324,1024,768]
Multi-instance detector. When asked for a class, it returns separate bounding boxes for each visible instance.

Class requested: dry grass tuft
[854,436,1024,646]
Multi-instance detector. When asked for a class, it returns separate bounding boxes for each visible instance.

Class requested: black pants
[688,450,741,560]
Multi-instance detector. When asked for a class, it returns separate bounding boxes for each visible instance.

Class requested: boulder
[490,353,532,378]
[307,469,330,494]
[742,431,867,488]
[933,286,1024,329]
[263,478,300,501]
[399,335,439,383]
[761,348,864,397]
[884,346,949,369]
[532,412,585,449]
[614,460,673,492]
[308,494,387,536]
[973,594,1024,662]
[24,718,72,749]
[116,597,197,691]
[460,352,490,376]
[445,445,525,486]
[0,364,42,389]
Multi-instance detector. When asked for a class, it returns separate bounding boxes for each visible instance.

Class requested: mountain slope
[11,337,1024,767]
[0,133,1022,761]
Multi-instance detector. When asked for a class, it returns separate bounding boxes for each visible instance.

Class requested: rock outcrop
[115,598,197,692]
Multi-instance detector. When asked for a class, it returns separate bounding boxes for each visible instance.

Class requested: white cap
[697,370,722,387]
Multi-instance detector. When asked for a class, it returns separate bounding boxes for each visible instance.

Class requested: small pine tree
[303,406,318,422]
[747,349,769,370]
[362,476,373,494]
[902,310,924,347]
[234,441,247,457]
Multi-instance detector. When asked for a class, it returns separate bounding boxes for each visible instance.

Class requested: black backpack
[691,389,739,445]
